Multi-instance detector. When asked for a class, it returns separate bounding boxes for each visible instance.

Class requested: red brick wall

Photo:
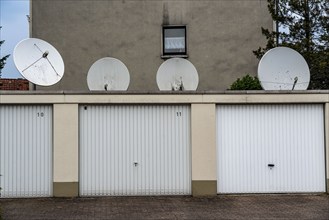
[0,78,30,90]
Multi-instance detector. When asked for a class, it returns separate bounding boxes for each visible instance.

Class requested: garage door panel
[0,105,52,198]
[217,104,325,193]
[80,105,191,196]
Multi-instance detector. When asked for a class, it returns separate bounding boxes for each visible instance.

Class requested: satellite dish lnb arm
[22,56,44,72]
[32,43,60,77]
[45,57,61,77]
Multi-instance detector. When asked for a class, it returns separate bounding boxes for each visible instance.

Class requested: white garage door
[0,105,53,198]
[217,104,326,194]
[80,105,191,196]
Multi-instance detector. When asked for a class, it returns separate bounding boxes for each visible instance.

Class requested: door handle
[268,164,275,168]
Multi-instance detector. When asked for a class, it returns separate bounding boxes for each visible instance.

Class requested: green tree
[229,74,262,90]
[0,26,10,78]
[253,0,329,89]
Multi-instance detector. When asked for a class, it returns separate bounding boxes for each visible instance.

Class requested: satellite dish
[258,47,310,90]
[156,58,199,91]
[13,38,65,86]
[87,57,130,91]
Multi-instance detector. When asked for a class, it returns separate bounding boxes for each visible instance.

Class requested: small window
[162,26,187,56]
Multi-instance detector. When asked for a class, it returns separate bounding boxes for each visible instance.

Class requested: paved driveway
[0,195,328,220]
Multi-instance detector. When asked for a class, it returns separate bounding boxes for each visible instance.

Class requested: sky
[0,0,29,79]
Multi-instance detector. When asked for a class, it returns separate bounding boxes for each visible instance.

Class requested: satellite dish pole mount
[292,76,298,90]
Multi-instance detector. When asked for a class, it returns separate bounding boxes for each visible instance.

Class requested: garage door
[0,105,53,198]
[80,105,191,196]
[217,104,326,193]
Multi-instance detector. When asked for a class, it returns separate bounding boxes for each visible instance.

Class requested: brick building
[0,78,30,90]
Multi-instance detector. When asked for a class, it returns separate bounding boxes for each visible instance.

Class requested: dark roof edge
[1,90,329,95]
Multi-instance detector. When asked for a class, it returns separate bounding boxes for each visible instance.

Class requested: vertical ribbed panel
[80,105,191,196]
[0,105,52,198]
[217,104,326,194]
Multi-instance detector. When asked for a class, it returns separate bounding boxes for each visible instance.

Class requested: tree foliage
[230,74,262,90]
[0,26,10,78]
[253,0,329,89]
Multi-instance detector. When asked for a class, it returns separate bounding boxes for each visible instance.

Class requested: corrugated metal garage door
[217,104,326,194]
[0,105,53,198]
[80,105,191,196]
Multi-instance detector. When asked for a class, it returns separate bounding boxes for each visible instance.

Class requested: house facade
[31,0,272,91]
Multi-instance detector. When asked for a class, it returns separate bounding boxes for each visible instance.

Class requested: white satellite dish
[87,57,130,91]
[258,47,310,90]
[156,58,199,91]
[13,38,65,86]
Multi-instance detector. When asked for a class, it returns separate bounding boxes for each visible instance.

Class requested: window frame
[162,25,188,58]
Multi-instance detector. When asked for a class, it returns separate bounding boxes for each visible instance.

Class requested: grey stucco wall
[31,0,272,91]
